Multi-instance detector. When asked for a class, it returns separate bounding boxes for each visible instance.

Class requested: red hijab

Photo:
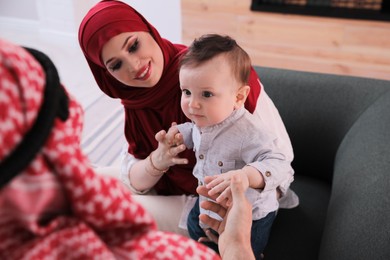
[78,0,261,195]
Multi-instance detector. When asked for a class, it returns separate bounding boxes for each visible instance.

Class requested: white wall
[125,0,182,43]
[0,0,38,20]
[0,0,182,44]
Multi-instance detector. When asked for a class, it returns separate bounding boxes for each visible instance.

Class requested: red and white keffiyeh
[0,38,219,259]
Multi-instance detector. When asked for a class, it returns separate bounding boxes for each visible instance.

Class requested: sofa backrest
[255,66,390,184]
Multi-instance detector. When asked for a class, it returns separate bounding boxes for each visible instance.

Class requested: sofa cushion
[264,175,331,259]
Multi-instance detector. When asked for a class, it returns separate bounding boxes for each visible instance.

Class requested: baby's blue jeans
[187,197,276,260]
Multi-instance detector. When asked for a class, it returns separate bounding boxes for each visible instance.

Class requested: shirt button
[218,161,223,167]
[199,154,204,159]
[265,171,271,177]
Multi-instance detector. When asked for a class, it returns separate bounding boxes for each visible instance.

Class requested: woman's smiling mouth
[135,61,151,80]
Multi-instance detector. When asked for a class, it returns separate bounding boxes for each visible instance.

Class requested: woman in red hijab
[78,0,296,237]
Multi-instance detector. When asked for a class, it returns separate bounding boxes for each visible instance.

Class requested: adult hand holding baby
[197,173,255,260]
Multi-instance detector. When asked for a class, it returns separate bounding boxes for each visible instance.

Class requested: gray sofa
[255,67,390,260]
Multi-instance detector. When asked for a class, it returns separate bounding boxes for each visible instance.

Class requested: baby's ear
[235,85,250,109]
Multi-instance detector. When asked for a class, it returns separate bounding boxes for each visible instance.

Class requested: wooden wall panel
[181,0,390,80]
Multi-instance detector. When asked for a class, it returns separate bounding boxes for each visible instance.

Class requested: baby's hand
[166,122,184,146]
[154,122,188,166]
[155,123,183,146]
[205,170,249,206]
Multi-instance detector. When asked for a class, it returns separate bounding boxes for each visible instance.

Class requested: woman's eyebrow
[105,58,114,66]
[121,36,132,50]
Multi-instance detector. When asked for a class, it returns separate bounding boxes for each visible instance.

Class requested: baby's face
[179,55,240,128]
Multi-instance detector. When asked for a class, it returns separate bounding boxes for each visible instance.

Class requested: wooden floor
[181,0,390,81]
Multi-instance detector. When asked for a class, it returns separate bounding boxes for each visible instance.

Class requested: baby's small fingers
[155,130,167,142]
[165,137,177,147]
[207,180,227,196]
[216,187,232,204]
[173,133,184,146]
[204,175,219,186]
[166,124,179,136]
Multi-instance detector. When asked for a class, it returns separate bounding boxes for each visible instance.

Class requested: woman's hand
[131,123,188,190]
[197,173,255,260]
[153,122,188,169]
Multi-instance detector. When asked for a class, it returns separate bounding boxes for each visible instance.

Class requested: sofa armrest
[319,91,390,259]
[255,66,390,259]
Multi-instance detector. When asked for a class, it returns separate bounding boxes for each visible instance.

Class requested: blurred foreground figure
[0,38,218,259]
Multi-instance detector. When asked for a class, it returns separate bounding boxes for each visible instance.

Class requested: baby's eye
[110,61,122,71]
[182,89,191,96]
[202,91,213,98]
[128,39,139,53]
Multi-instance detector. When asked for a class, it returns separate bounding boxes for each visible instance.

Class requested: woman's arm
[253,84,295,195]
[253,83,294,164]
[127,125,188,192]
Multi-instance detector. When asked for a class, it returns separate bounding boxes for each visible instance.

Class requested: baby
[163,34,295,259]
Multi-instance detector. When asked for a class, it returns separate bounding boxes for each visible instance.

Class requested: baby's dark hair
[180,34,252,85]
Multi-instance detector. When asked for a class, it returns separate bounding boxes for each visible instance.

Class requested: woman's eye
[128,39,139,53]
[202,91,213,98]
[110,61,122,71]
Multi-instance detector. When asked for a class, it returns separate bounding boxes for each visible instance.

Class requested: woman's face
[101,31,164,88]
